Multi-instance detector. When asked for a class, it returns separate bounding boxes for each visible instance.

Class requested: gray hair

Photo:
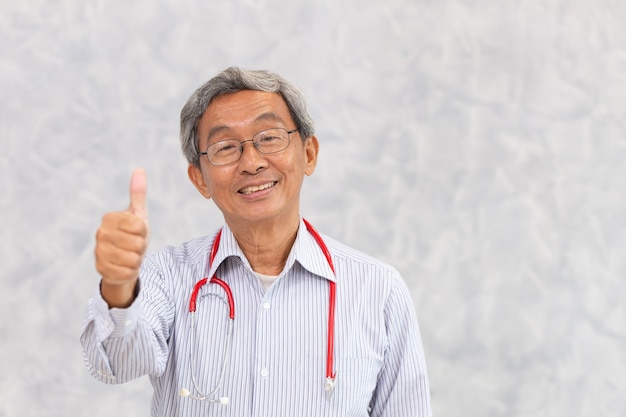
[180,66,315,166]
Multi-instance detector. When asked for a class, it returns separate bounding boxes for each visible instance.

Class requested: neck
[226,215,300,276]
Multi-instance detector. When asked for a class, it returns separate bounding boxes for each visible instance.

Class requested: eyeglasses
[200,128,298,166]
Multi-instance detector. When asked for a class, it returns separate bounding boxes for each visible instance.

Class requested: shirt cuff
[92,280,143,338]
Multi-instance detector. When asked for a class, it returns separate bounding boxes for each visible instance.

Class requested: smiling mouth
[239,181,277,195]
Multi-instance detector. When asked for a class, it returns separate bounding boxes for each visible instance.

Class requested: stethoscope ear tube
[179,387,229,405]
[184,311,234,404]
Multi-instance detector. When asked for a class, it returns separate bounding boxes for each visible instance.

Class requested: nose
[238,140,268,173]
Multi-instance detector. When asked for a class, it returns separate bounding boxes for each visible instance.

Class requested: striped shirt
[81,218,432,417]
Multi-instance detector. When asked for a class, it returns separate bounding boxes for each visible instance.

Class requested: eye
[211,140,240,155]
[258,135,281,143]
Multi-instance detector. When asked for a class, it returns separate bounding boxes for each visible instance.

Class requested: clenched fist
[95,168,149,308]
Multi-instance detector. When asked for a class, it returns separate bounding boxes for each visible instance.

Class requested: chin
[233,207,296,226]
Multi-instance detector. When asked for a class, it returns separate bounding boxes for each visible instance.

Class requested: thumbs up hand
[95,168,150,308]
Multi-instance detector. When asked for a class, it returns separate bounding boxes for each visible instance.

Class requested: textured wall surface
[2,1,626,416]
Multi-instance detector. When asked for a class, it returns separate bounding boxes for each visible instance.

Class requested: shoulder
[321,234,395,269]
[320,233,403,286]
[143,232,218,269]
[320,233,419,327]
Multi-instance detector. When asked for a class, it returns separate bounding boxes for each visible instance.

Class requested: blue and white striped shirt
[81,218,432,416]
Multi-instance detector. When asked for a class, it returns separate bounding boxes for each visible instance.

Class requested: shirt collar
[207,218,336,283]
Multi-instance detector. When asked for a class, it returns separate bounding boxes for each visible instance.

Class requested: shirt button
[260,368,269,377]
[262,302,270,310]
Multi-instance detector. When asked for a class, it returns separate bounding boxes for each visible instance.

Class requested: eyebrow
[205,112,288,142]
[254,112,286,125]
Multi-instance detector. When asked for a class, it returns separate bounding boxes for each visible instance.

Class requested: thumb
[129,168,148,219]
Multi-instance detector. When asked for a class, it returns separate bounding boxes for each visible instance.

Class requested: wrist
[100,279,139,309]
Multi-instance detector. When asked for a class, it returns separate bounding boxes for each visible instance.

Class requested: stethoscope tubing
[183,219,337,403]
[303,219,337,391]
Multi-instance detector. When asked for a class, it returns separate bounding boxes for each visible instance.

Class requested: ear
[188,164,212,199]
[303,136,319,176]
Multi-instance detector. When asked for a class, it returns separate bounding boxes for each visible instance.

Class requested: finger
[98,263,141,285]
[99,212,147,238]
[95,243,144,279]
[117,214,149,237]
[129,168,148,219]
[98,228,147,253]
[95,245,139,280]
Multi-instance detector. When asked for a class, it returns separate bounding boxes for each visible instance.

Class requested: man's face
[188,90,318,228]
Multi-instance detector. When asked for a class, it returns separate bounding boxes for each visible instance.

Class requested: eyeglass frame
[199,128,300,166]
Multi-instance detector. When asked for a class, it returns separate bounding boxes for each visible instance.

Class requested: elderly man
[81,67,432,417]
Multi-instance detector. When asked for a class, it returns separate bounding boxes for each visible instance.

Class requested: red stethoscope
[179,219,337,405]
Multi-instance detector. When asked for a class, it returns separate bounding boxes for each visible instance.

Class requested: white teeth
[240,182,276,194]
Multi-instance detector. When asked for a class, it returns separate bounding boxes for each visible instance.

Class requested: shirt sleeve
[369,272,433,417]
[80,255,175,384]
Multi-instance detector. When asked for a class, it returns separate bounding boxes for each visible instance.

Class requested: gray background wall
[2,0,625,416]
